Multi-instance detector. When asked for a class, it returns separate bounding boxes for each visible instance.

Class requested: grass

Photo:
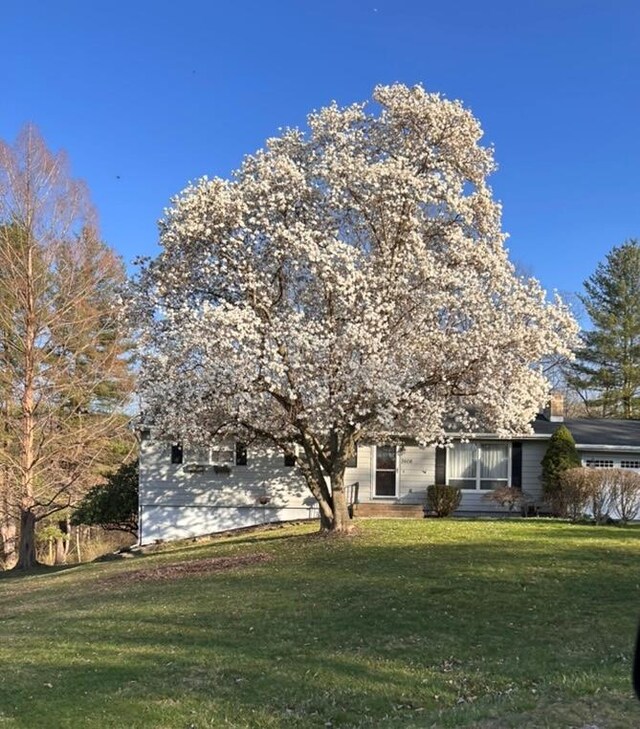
[1,519,640,728]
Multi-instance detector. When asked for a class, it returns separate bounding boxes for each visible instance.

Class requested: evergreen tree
[568,240,640,418]
[72,460,138,536]
[541,424,581,513]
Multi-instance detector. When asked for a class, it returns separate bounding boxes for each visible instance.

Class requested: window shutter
[171,443,183,464]
[235,442,247,466]
[511,441,522,489]
[345,445,358,468]
[435,447,447,485]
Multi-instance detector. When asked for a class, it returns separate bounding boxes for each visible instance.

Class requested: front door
[375,445,397,497]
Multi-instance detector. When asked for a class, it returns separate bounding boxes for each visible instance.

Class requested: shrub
[541,425,581,514]
[72,460,138,535]
[426,484,461,517]
[588,471,613,524]
[557,467,596,520]
[609,469,640,524]
[483,486,533,513]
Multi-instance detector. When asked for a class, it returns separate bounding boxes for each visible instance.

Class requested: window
[184,444,234,465]
[170,443,183,464]
[210,445,234,464]
[448,442,509,491]
[584,458,640,470]
[284,450,296,467]
[374,446,397,497]
[621,460,640,470]
[585,459,614,469]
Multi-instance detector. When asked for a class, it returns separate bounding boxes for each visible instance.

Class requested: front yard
[1,519,639,728]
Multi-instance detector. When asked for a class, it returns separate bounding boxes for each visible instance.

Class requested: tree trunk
[14,239,38,571]
[0,517,17,569]
[326,471,353,533]
[75,526,82,563]
[15,509,38,570]
[319,509,333,531]
[54,538,66,565]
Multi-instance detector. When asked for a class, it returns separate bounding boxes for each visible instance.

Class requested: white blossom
[128,84,578,531]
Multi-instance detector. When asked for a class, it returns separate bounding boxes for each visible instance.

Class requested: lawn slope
[1,520,639,728]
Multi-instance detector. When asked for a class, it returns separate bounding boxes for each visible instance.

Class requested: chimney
[544,392,565,422]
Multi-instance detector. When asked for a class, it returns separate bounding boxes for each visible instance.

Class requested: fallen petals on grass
[104,553,272,584]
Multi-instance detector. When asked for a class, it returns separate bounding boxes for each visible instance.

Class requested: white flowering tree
[130,84,577,533]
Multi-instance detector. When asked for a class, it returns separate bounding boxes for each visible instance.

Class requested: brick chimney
[544,392,565,422]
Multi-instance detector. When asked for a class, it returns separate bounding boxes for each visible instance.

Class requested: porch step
[352,503,425,518]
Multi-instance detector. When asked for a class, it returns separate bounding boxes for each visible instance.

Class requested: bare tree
[0,125,133,569]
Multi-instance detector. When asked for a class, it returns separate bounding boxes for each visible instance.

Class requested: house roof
[531,417,640,448]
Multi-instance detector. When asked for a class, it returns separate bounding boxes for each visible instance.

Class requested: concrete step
[352,503,425,518]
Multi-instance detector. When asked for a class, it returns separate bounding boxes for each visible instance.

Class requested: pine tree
[541,424,581,513]
[568,240,640,418]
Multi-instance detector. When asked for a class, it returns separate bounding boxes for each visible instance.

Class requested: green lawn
[1,519,640,728]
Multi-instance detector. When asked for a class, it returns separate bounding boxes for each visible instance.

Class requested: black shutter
[511,441,522,489]
[235,442,247,466]
[171,443,183,464]
[284,451,296,467]
[435,447,447,485]
[345,445,358,468]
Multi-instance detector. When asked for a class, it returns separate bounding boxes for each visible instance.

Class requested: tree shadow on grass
[0,562,84,581]
[3,529,640,727]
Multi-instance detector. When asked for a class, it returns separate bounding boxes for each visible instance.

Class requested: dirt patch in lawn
[105,553,272,584]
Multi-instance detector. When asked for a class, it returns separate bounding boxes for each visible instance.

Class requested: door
[374,445,397,497]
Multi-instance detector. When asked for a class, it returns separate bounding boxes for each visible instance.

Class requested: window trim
[446,441,512,492]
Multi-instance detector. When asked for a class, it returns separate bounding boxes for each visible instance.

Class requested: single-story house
[138,398,640,544]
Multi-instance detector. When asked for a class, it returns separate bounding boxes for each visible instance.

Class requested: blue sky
[2,1,639,304]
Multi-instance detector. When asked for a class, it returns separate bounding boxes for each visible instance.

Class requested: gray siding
[351,445,436,504]
[521,441,547,501]
[399,446,436,503]
[454,441,546,513]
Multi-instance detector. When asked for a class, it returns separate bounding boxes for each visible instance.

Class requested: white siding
[344,445,372,502]
[139,438,317,544]
[141,505,319,543]
[579,450,640,469]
